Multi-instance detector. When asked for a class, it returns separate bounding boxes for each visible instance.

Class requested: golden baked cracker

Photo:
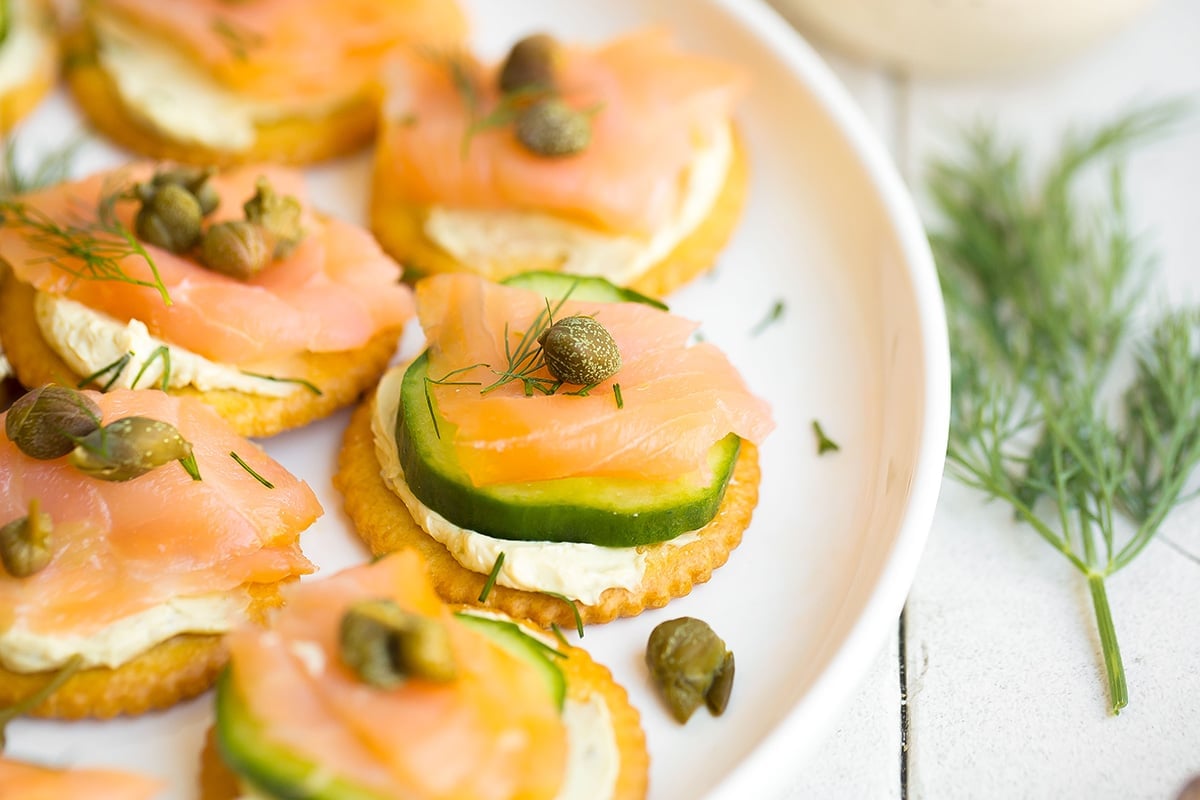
[335,396,760,629]
[0,268,402,437]
[369,129,751,297]
[0,583,285,719]
[198,616,648,800]
[61,27,377,166]
[0,10,56,134]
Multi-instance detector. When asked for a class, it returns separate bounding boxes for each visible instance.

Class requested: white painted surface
[778,0,1200,797]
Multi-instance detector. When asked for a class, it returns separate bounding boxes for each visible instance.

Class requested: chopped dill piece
[130,346,171,392]
[543,591,584,638]
[179,452,202,482]
[239,371,323,396]
[478,552,505,602]
[550,622,570,647]
[230,451,273,488]
[423,363,486,440]
[812,419,839,455]
[613,383,624,409]
[750,299,786,336]
[77,352,133,391]
[0,654,83,749]
[211,16,263,61]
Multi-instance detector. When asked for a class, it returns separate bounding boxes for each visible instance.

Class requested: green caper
[339,599,457,689]
[645,617,734,724]
[0,498,53,578]
[68,416,194,482]
[243,177,303,258]
[538,315,621,385]
[200,221,273,280]
[515,98,591,157]
[499,33,561,93]
[151,166,220,216]
[135,182,202,253]
[5,385,102,460]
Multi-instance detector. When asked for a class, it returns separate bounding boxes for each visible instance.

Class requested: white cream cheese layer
[0,348,10,382]
[92,11,337,150]
[35,293,300,397]
[0,0,51,94]
[372,364,699,605]
[424,123,734,286]
[0,592,248,672]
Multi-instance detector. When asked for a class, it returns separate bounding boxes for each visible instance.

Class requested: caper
[499,33,560,93]
[243,178,303,258]
[645,617,734,724]
[515,98,591,157]
[135,183,202,253]
[0,499,53,578]
[339,599,457,689]
[538,315,621,385]
[151,166,220,216]
[68,416,193,482]
[5,385,102,460]
[200,221,273,280]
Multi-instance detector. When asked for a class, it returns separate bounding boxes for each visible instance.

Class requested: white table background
[775,0,1200,797]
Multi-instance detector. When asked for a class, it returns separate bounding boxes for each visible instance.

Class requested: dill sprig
[478,551,505,603]
[931,100,1195,714]
[230,451,273,489]
[812,419,838,455]
[1,137,80,198]
[0,655,83,749]
[0,181,172,306]
[480,287,578,396]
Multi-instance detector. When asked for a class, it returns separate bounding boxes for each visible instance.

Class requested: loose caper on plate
[646,616,736,723]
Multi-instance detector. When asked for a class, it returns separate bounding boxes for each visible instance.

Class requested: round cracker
[0,267,402,437]
[198,616,648,800]
[61,26,377,166]
[0,1,57,133]
[368,127,750,298]
[0,582,285,719]
[335,395,760,628]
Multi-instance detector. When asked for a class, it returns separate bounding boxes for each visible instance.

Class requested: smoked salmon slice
[0,165,413,364]
[0,758,162,800]
[0,389,318,642]
[97,0,469,102]
[226,550,567,799]
[417,274,773,486]
[378,27,747,235]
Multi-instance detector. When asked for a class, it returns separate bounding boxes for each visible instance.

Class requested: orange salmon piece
[98,0,468,102]
[417,274,774,486]
[0,390,319,637]
[0,165,412,364]
[379,28,747,235]
[228,551,567,799]
[0,758,163,799]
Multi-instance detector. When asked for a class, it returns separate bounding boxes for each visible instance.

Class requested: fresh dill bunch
[0,136,80,198]
[929,100,1197,714]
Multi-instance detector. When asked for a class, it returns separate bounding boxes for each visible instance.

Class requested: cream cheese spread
[0,0,50,94]
[35,293,300,397]
[0,592,248,672]
[424,123,734,286]
[371,364,698,605]
[92,11,338,150]
[0,348,10,382]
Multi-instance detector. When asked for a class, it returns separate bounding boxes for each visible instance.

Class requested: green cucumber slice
[454,611,566,710]
[501,270,668,309]
[215,617,567,798]
[398,352,739,547]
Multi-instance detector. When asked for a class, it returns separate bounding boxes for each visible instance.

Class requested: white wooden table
[771,1,1200,797]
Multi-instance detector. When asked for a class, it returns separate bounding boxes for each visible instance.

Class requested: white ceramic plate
[4,1,949,797]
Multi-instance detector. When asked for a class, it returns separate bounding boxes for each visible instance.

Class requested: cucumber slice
[398,353,739,547]
[398,270,738,548]
[501,270,668,309]
[455,611,567,710]
[215,617,567,798]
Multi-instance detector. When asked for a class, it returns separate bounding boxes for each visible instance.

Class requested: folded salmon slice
[379,28,747,235]
[0,389,319,638]
[0,759,162,800]
[0,165,413,364]
[97,0,469,102]
[228,551,567,799]
[417,274,774,486]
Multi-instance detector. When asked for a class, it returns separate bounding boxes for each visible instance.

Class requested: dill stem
[1087,573,1128,714]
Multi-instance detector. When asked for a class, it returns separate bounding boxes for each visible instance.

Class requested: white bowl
[770,0,1159,75]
